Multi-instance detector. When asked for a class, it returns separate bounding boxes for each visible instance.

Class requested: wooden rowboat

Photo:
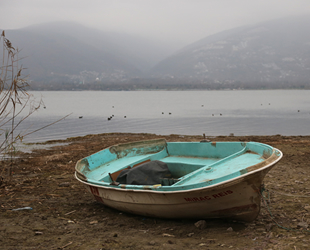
[75,139,282,222]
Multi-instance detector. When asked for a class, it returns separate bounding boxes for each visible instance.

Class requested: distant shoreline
[28,86,310,91]
[27,80,310,91]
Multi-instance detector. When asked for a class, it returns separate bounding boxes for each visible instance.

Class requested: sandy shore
[1,133,310,249]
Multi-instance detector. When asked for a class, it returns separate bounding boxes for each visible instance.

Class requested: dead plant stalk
[0,30,42,179]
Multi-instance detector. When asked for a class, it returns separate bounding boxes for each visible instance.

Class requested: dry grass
[0,30,42,179]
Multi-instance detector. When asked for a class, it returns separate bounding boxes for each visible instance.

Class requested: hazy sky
[1,0,310,48]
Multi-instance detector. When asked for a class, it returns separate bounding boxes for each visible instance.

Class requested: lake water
[14,90,310,143]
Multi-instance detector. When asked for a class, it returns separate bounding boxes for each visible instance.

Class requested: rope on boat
[260,185,310,233]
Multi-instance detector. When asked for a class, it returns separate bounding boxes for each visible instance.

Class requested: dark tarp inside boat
[115,160,173,185]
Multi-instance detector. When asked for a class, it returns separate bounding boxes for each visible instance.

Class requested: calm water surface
[18,90,310,142]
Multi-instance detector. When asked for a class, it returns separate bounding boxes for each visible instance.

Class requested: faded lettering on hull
[184,190,233,202]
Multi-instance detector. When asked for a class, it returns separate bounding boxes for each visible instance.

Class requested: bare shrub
[0,31,43,179]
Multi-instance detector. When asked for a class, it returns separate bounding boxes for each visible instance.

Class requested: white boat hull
[76,166,271,222]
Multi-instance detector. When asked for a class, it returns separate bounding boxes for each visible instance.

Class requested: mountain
[3,22,174,83]
[150,15,310,86]
[3,16,310,88]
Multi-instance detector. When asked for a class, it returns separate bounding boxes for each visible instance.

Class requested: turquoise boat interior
[75,140,282,191]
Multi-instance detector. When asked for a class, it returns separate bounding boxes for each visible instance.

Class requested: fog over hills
[150,15,310,86]
[2,15,310,88]
[4,22,175,83]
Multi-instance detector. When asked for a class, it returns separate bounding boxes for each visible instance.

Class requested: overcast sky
[1,0,310,48]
